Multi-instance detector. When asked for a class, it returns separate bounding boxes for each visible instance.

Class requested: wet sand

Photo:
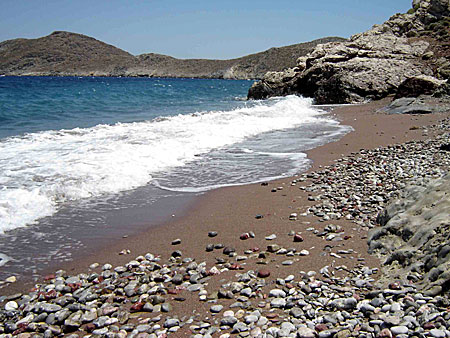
[1,97,447,314]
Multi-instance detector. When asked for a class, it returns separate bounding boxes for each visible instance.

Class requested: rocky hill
[248,0,450,103]
[133,38,345,79]
[0,31,137,77]
[0,32,344,79]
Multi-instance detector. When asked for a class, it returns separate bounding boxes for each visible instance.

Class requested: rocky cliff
[248,0,450,103]
[0,32,343,79]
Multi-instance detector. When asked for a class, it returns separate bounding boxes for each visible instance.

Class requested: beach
[1,97,449,337]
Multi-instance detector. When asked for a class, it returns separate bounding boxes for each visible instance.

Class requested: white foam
[0,95,333,232]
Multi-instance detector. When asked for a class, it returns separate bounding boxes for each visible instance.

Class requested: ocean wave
[0,95,331,233]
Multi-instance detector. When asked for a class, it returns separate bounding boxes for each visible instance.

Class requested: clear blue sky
[1,0,412,59]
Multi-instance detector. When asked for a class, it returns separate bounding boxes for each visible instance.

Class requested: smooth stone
[223,247,235,255]
[289,307,303,318]
[4,301,18,311]
[297,327,317,338]
[257,269,270,278]
[265,234,277,240]
[5,276,16,283]
[161,303,171,312]
[429,329,446,338]
[208,231,218,237]
[163,318,180,328]
[294,234,304,242]
[171,239,181,245]
[210,305,223,313]
[269,289,286,298]
[220,316,238,327]
[187,284,203,292]
[232,322,249,333]
[223,310,234,317]
[171,250,182,258]
[244,315,258,324]
[270,298,286,309]
[390,326,408,335]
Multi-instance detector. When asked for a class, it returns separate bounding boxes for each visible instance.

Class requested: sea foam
[0,95,333,233]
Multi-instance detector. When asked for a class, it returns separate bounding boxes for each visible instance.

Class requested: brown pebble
[294,234,304,242]
[257,269,271,278]
[315,324,328,332]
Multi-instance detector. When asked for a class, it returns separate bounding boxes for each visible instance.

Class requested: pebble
[210,305,223,313]
[208,231,218,237]
[0,121,449,338]
[5,276,16,283]
[4,301,18,311]
[257,269,271,278]
[390,326,409,335]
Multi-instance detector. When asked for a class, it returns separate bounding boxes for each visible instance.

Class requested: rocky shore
[0,104,448,337]
[248,0,449,103]
[1,1,449,337]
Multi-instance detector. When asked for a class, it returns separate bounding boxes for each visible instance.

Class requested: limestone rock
[248,0,448,103]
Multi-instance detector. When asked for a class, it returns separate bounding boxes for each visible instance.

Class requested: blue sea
[0,76,351,280]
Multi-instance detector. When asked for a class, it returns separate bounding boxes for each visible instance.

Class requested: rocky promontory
[0,32,343,79]
[248,0,450,103]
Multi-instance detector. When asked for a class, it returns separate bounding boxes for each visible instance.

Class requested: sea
[0,76,351,281]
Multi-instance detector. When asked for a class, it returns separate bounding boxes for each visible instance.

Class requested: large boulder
[248,0,449,103]
[395,75,446,98]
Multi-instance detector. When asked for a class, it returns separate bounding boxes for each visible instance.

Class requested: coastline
[1,97,446,294]
[0,97,448,337]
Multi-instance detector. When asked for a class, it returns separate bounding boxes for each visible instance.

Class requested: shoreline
[0,97,448,337]
[1,97,446,295]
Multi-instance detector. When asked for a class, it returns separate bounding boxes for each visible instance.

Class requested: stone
[171,238,181,245]
[232,322,249,333]
[163,318,179,328]
[5,276,16,283]
[257,269,270,278]
[247,2,445,104]
[270,298,286,309]
[294,234,304,242]
[223,247,235,255]
[220,316,238,327]
[395,75,445,99]
[161,303,171,312]
[429,329,446,338]
[269,289,286,298]
[296,327,317,338]
[4,301,18,311]
[390,326,408,335]
[379,328,393,338]
[210,305,223,313]
[171,250,182,258]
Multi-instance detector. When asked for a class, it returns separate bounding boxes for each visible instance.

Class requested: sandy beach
[1,97,449,337]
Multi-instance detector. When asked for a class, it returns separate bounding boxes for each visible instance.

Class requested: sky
[1,0,413,60]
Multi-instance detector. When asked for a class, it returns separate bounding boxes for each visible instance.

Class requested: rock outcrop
[368,173,450,295]
[0,32,344,79]
[248,0,450,103]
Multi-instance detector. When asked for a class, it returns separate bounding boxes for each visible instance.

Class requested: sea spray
[0,95,347,232]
